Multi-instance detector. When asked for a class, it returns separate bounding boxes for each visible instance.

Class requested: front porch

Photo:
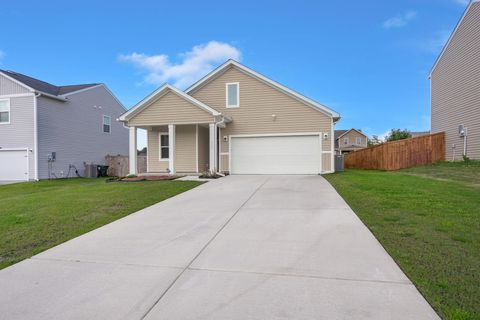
[128,122,221,175]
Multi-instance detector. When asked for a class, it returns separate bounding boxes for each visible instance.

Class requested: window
[103,115,111,133]
[355,137,362,145]
[0,99,10,124]
[226,82,239,108]
[343,137,349,145]
[159,133,169,159]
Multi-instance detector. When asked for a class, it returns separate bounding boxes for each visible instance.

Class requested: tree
[368,135,383,147]
[385,129,412,142]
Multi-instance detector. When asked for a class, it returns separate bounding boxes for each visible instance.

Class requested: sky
[0,0,471,148]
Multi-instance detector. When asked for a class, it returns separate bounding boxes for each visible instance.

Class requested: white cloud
[119,41,241,89]
[383,11,417,29]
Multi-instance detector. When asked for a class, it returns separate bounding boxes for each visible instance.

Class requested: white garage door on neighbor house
[0,149,29,181]
[230,134,322,174]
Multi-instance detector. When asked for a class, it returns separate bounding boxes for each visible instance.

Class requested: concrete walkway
[0,176,439,319]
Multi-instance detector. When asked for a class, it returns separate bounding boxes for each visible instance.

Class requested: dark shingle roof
[0,69,99,96]
[334,130,348,140]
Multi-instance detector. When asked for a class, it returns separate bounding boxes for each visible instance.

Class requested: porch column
[168,124,176,174]
[129,126,137,175]
[209,123,217,173]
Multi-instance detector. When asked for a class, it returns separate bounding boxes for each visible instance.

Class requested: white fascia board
[0,71,66,101]
[119,83,220,122]
[185,59,341,120]
[0,71,35,93]
[37,91,68,101]
[429,0,480,78]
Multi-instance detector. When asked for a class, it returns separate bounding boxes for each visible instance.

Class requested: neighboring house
[430,0,480,160]
[334,129,368,155]
[119,60,340,175]
[0,70,128,181]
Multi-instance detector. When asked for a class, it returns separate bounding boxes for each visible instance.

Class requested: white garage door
[230,135,321,174]
[0,149,29,181]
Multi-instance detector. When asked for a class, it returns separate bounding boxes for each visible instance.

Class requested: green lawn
[324,162,480,320]
[0,178,203,270]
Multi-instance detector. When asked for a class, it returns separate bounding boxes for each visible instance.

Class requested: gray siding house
[430,0,480,160]
[0,70,128,180]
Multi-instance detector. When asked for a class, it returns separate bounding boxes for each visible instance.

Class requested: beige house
[119,60,340,175]
[430,0,480,160]
[334,129,368,155]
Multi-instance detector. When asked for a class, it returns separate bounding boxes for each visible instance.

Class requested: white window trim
[0,98,11,125]
[225,82,240,108]
[159,132,169,160]
[343,137,349,145]
[103,115,111,134]
[355,137,361,145]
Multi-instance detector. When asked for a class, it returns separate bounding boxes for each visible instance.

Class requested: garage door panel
[0,150,29,181]
[231,135,321,175]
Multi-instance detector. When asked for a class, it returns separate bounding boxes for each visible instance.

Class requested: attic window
[355,137,362,145]
[0,99,10,124]
[226,82,239,108]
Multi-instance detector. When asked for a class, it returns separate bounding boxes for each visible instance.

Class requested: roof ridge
[0,69,100,96]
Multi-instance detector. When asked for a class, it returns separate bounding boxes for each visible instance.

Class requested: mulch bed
[107,176,181,182]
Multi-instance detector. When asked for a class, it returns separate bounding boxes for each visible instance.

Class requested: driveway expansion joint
[186,266,413,286]
[139,177,270,320]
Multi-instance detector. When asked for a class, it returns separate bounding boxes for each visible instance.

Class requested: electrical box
[47,152,56,162]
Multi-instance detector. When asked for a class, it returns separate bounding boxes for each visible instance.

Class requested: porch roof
[118,83,221,122]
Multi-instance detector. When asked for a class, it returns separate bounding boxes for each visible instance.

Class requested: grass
[324,161,480,320]
[0,178,203,270]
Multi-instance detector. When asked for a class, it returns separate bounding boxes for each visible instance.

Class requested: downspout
[213,115,226,174]
[34,93,41,181]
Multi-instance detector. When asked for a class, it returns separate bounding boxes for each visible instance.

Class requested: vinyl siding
[37,86,128,179]
[146,125,203,173]
[0,74,30,95]
[0,94,36,179]
[197,125,209,172]
[431,2,480,160]
[128,90,215,126]
[147,126,169,172]
[175,125,197,172]
[189,66,334,172]
[322,153,332,172]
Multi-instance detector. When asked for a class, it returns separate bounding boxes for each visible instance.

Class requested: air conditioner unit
[459,124,466,137]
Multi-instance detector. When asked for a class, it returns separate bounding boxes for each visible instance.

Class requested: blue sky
[0,0,470,145]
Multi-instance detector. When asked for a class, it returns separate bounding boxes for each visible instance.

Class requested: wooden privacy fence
[345,132,445,170]
[105,155,147,177]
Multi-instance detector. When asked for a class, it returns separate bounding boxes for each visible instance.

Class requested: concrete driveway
[0,175,439,320]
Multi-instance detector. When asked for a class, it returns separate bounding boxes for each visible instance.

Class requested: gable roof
[118,83,221,121]
[0,69,99,96]
[185,60,341,121]
[429,0,480,77]
[335,128,367,140]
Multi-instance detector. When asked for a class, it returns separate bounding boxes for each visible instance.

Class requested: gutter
[36,91,68,102]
